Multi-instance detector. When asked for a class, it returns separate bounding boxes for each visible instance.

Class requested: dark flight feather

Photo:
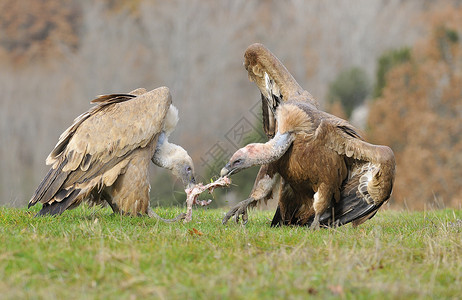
[29,157,69,207]
[36,189,81,216]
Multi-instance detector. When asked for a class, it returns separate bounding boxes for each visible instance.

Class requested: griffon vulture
[29,87,195,219]
[221,43,395,228]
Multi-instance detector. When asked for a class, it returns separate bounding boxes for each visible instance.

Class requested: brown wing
[315,116,395,203]
[312,116,395,226]
[244,43,314,103]
[29,87,171,215]
[244,43,318,138]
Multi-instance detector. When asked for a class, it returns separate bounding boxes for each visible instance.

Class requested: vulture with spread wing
[29,87,195,219]
[221,43,395,228]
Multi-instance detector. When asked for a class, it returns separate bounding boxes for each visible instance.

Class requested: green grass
[1,206,461,299]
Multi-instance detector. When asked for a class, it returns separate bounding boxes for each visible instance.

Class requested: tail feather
[270,206,282,227]
[36,189,81,216]
[29,158,69,207]
[316,193,382,227]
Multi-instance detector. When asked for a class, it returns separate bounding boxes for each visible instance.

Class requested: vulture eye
[233,159,243,166]
[186,166,192,173]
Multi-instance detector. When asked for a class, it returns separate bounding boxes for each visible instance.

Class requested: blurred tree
[0,0,81,64]
[201,119,266,208]
[368,7,462,209]
[373,48,411,98]
[326,67,371,118]
[150,169,186,208]
[326,100,348,120]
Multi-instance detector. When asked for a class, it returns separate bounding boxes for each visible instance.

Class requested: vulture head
[220,146,254,176]
[220,131,294,177]
[152,104,196,190]
[170,149,196,189]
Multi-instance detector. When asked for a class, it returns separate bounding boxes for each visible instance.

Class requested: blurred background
[0,0,460,210]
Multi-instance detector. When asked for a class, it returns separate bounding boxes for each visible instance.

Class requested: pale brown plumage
[29,87,195,217]
[221,43,395,228]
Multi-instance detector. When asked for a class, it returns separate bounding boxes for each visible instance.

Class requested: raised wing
[29,87,171,214]
[313,116,396,226]
[244,43,313,103]
[244,43,318,138]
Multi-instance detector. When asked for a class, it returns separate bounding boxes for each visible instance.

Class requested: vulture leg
[271,179,296,227]
[310,184,333,230]
[223,197,256,225]
[222,165,278,224]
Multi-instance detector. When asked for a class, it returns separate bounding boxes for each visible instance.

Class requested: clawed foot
[309,215,320,230]
[222,198,255,225]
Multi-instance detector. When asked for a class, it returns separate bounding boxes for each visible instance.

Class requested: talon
[235,211,241,223]
[238,207,246,219]
[235,213,240,224]
[310,215,320,230]
[222,197,255,225]
[222,208,236,225]
[243,212,248,225]
[310,223,320,230]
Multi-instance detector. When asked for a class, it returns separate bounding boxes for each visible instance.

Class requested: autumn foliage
[0,0,81,64]
[368,8,462,209]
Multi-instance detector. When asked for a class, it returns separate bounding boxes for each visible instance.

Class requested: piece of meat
[184,177,232,222]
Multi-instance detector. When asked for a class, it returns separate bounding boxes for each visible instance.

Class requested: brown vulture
[221,43,395,228]
[29,87,195,220]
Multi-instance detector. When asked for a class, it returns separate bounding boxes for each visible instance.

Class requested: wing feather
[315,117,395,205]
[244,43,316,104]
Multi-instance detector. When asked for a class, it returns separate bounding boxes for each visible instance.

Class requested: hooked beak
[185,173,196,190]
[220,163,237,177]
[220,167,230,177]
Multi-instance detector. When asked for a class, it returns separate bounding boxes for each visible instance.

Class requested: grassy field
[0,205,461,299]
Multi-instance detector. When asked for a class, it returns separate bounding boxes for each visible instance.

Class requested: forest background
[0,0,460,210]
